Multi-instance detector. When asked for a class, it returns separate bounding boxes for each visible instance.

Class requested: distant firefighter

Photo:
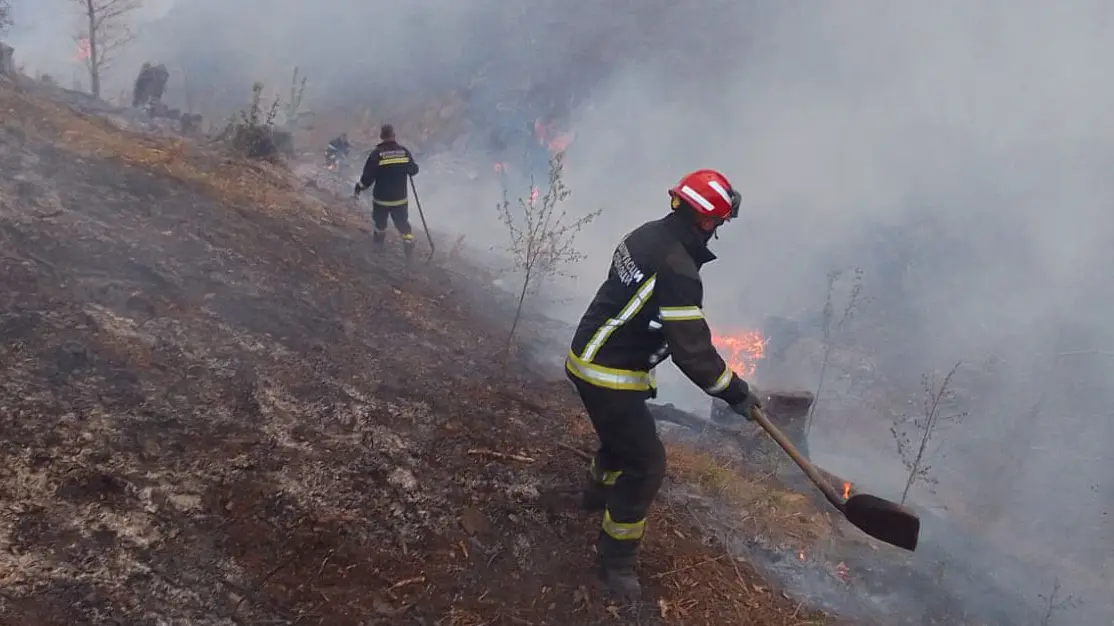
[133,63,170,109]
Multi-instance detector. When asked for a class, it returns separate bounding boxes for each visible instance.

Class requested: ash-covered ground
[657,407,1098,626]
[0,76,859,626]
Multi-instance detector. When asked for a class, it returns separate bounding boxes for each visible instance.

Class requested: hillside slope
[0,78,841,626]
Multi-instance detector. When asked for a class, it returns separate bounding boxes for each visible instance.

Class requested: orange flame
[73,38,91,62]
[711,330,766,377]
[842,482,851,499]
[548,133,572,154]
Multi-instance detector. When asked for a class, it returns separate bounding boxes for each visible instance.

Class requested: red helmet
[668,169,741,220]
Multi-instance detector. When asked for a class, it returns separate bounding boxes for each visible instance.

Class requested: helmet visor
[728,189,741,220]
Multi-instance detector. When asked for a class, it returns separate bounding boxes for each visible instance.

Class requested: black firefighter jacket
[566,213,751,406]
[359,140,419,206]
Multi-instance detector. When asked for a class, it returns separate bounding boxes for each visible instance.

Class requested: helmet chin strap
[672,197,725,241]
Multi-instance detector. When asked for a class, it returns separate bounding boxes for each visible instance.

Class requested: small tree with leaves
[890,361,967,504]
[804,267,864,437]
[71,0,141,99]
[496,150,601,359]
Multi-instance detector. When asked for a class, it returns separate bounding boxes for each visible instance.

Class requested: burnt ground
[0,78,847,625]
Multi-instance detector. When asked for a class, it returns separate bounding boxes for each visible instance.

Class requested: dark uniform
[133,63,169,109]
[566,210,757,593]
[326,134,351,168]
[356,134,419,254]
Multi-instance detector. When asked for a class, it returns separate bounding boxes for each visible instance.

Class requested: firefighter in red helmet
[566,169,763,600]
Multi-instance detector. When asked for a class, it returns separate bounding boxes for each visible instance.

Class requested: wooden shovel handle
[749,407,846,510]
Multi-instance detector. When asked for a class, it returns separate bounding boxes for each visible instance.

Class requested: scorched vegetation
[0,74,844,626]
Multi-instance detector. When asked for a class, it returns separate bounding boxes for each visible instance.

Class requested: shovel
[409,176,436,263]
[749,406,920,551]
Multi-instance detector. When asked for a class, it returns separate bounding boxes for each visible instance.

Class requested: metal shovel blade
[843,493,920,551]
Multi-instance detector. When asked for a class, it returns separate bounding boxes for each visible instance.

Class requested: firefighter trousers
[371,202,414,240]
[570,375,666,565]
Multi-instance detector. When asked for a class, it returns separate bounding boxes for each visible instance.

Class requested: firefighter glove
[354,182,365,197]
[731,390,762,421]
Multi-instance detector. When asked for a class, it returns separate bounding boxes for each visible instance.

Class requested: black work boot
[402,236,415,260]
[597,554,642,602]
[372,229,386,250]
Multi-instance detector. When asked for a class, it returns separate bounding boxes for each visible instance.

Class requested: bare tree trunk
[503,265,532,366]
[181,66,194,114]
[84,1,101,98]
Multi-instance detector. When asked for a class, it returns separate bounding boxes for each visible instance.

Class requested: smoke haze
[6,0,1113,621]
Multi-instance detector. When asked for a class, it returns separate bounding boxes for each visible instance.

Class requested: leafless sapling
[890,361,967,504]
[804,267,864,437]
[223,81,282,159]
[496,150,601,359]
[1037,577,1081,626]
[70,0,141,99]
[0,0,13,34]
[285,66,308,124]
[180,65,194,115]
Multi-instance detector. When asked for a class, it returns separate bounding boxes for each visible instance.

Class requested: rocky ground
[0,76,849,625]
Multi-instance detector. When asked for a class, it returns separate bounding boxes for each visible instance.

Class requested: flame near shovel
[749,405,921,551]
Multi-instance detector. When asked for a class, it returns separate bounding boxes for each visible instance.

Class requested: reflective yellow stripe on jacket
[566,274,659,392]
[581,276,657,361]
[378,157,410,166]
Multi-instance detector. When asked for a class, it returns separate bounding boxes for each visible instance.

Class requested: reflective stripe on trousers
[590,456,622,486]
[603,508,646,541]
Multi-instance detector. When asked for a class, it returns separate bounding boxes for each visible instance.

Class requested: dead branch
[652,405,744,437]
[555,441,592,461]
[388,575,426,591]
[231,551,297,618]
[467,449,536,463]
[650,555,726,579]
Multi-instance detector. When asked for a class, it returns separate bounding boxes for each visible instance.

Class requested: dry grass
[0,84,364,233]
[668,443,833,547]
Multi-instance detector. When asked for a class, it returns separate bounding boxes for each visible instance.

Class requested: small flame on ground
[842,482,851,499]
[797,551,806,561]
[711,330,767,377]
[834,561,851,583]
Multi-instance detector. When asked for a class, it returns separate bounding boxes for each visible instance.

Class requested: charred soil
[0,78,845,625]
